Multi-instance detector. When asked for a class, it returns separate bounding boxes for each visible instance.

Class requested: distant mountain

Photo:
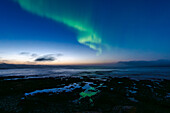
[0,63,16,69]
[95,59,170,68]
[115,59,170,67]
[0,63,54,69]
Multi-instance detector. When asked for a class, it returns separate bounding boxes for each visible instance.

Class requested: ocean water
[0,66,170,80]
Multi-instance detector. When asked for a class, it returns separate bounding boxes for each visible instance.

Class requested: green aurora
[14,0,103,55]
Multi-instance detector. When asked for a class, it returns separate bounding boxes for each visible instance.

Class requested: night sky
[0,0,170,65]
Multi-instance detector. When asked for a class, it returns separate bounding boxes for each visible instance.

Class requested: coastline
[0,74,169,113]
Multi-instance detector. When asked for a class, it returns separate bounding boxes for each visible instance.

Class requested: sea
[0,66,170,80]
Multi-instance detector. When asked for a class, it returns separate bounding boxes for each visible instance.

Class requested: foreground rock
[0,76,169,113]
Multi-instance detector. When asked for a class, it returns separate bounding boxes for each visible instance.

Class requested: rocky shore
[0,75,169,113]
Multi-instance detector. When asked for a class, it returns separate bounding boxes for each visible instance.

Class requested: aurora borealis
[14,0,103,55]
[0,0,170,65]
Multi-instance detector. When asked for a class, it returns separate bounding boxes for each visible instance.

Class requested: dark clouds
[56,53,63,57]
[31,53,38,57]
[19,52,63,62]
[34,54,63,62]
[117,60,170,67]
[20,52,30,55]
[35,57,55,61]
[19,52,38,57]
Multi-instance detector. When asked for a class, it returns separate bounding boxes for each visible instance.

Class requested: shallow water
[0,67,170,80]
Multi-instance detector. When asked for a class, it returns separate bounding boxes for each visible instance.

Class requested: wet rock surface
[0,76,170,113]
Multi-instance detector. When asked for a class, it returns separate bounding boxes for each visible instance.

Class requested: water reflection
[24,81,101,102]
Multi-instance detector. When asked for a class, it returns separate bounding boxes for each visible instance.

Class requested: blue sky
[0,0,170,65]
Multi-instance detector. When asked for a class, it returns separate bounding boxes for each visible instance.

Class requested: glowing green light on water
[80,91,98,98]
[79,87,100,103]
[14,0,103,55]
